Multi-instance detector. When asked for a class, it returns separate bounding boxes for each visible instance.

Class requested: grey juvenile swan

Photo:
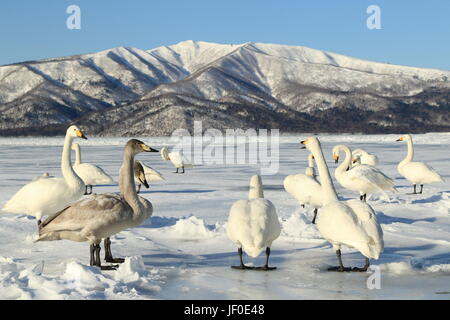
[36,139,158,270]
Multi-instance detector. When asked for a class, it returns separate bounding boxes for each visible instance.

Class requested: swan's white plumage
[161,147,193,169]
[302,137,384,261]
[72,143,114,186]
[227,176,281,258]
[2,126,86,220]
[352,149,379,167]
[397,134,444,185]
[334,145,395,198]
[284,175,323,209]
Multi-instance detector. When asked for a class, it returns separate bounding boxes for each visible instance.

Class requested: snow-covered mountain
[1,40,449,136]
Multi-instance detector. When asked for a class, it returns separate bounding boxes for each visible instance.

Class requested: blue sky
[1,0,449,70]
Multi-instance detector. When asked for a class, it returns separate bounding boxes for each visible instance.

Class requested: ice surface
[0,134,449,299]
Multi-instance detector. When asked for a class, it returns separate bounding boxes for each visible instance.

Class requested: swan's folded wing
[347,165,394,188]
[38,194,129,234]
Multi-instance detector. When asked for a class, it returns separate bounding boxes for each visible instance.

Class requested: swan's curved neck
[249,182,264,199]
[335,146,352,176]
[402,139,414,163]
[120,149,142,216]
[61,135,83,188]
[74,145,81,165]
[310,143,338,203]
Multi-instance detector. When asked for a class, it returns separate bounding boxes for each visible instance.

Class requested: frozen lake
[0,133,449,299]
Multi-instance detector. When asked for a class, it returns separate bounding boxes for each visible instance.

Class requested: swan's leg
[175,168,179,174]
[181,166,185,174]
[255,247,276,271]
[363,194,367,202]
[89,185,93,194]
[136,184,141,194]
[413,184,417,194]
[94,243,117,270]
[104,237,125,263]
[328,250,352,272]
[419,184,423,194]
[312,208,318,224]
[90,244,96,266]
[231,247,255,270]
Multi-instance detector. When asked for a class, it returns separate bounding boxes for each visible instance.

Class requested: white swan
[352,149,379,167]
[161,147,193,173]
[284,153,322,224]
[2,125,87,225]
[36,139,159,270]
[333,144,396,202]
[134,160,164,193]
[396,134,444,194]
[227,175,281,270]
[72,143,114,195]
[302,137,384,272]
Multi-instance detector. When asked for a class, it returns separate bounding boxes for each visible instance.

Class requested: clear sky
[1,0,449,70]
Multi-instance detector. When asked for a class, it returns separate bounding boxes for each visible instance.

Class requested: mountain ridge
[0,40,449,136]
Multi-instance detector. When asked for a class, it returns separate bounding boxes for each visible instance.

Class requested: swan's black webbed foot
[100,265,118,270]
[327,266,353,272]
[231,265,255,270]
[255,265,277,271]
[105,257,125,263]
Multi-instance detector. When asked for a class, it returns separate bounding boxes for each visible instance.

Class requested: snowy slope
[0,41,449,135]
[0,134,449,299]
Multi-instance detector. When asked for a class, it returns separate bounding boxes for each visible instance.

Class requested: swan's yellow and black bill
[76,129,87,140]
[333,154,339,163]
[396,137,403,141]
[300,140,306,149]
[141,144,159,152]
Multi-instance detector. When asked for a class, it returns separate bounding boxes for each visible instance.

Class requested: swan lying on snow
[396,134,444,194]
[333,144,396,202]
[161,147,193,173]
[302,137,384,272]
[36,139,159,270]
[352,149,379,167]
[2,125,87,226]
[133,161,150,193]
[227,175,281,271]
[72,143,114,195]
[134,160,164,193]
[284,153,322,224]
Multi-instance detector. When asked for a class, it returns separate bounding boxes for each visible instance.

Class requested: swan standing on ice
[333,145,396,202]
[352,149,379,167]
[227,175,281,270]
[134,160,164,193]
[133,161,150,193]
[302,137,384,272]
[396,134,444,194]
[2,125,87,226]
[284,153,322,224]
[161,147,193,173]
[36,139,158,270]
[72,143,114,195]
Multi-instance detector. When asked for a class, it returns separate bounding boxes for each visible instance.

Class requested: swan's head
[300,137,320,151]
[332,145,350,164]
[249,175,264,199]
[67,125,87,140]
[352,155,362,164]
[126,139,159,155]
[134,161,149,188]
[396,134,412,142]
